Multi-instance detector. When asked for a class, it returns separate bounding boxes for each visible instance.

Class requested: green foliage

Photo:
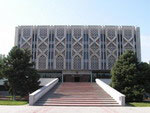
[3,46,40,99]
[111,50,144,102]
[0,54,5,78]
[137,62,150,94]
[0,100,27,105]
[127,102,150,107]
[16,68,40,97]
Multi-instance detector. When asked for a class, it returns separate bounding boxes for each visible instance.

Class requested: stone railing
[96,79,125,106]
[29,78,58,105]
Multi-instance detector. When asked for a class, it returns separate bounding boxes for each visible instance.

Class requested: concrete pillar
[90,73,92,82]
[62,74,64,83]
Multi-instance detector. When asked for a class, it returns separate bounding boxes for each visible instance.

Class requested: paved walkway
[0,105,150,113]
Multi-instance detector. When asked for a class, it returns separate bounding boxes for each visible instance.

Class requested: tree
[137,62,150,94]
[0,54,5,78]
[111,50,144,102]
[3,46,40,100]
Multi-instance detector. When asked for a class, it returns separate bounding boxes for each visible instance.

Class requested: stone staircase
[35,83,120,106]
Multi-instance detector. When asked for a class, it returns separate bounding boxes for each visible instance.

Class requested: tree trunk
[12,95,16,101]
[12,89,16,101]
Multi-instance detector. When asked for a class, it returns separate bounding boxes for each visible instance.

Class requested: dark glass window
[52,34,54,41]
[101,34,103,41]
[48,52,50,59]
[134,34,136,42]
[35,34,37,42]
[51,52,53,59]
[34,52,36,59]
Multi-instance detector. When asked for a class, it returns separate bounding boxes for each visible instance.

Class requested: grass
[0,100,28,105]
[127,102,150,107]
[5,96,20,98]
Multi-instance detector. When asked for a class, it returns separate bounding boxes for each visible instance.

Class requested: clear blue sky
[0,0,150,62]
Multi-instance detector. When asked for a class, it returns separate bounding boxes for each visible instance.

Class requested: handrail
[29,78,58,105]
[96,79,125,105]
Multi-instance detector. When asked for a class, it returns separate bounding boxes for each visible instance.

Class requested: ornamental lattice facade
[15,25,141,82]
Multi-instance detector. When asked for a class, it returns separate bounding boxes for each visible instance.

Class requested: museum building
[15,25,141,82]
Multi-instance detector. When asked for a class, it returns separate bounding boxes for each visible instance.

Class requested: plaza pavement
[0,105,150,113]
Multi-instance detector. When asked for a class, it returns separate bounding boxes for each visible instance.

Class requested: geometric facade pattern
[15,25,141,71]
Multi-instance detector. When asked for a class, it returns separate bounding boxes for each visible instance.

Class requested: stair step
[39,98,114,101]
[37,101,118,104]
[48,95,111,97]
[35,83,119,107]
[38,100,116,102]
[56,92,107,93]
[41,98,113,100]
[36,103,120,107]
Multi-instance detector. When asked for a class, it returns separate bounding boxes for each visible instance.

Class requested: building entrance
[74,77,80,82]
[63,75,90,82]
